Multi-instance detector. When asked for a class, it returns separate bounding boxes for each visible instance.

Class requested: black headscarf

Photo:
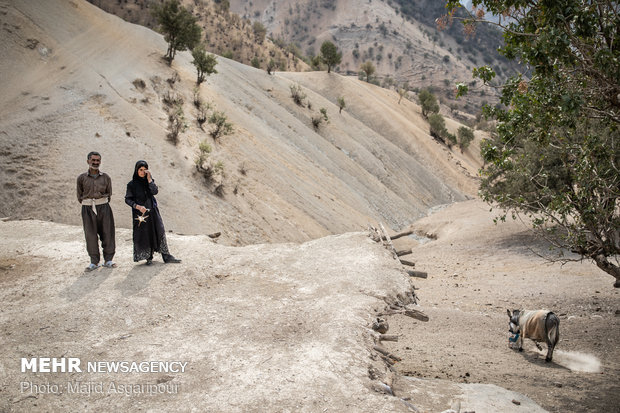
[128,160,152,205]
[132,160,149,182]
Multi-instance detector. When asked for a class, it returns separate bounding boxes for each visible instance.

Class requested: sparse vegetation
[456,126,474,152]
[337,96,346,114]
[428,113,447,143]
[167,103,187,144]
[319,41,342,73]
[418,89,439,118]
[252,21,267,44]
[267,58,276,75]
[208,111,233,140]
[151,0,201,65]
[290,84,306,106]
[132,78,146,90]
[191,45,218,84]
[360,61,375,82]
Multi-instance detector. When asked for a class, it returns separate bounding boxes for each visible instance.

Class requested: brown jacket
[77,171,112,203]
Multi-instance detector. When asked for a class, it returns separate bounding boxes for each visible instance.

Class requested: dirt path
[385,200,620,412]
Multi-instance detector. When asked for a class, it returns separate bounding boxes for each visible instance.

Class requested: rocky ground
[2,200,617,412]
[386,200,620,412]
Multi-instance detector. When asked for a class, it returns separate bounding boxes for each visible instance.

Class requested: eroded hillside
[0,0,481,245]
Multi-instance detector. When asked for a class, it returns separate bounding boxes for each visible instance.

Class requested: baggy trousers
[81,203,115,264]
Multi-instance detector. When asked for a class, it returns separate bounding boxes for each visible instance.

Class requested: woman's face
[137,166,147,178]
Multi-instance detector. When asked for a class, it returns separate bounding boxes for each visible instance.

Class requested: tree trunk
[594,254,620,287]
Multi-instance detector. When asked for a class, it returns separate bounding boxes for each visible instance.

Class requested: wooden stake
[407,270,428,279]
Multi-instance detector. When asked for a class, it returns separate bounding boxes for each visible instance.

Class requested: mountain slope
[0,0,480,245]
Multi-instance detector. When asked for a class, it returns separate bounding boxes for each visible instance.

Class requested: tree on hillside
[360,61,375,82]
[445,0,620,287]
[418,89,439,118]
[457,126,474,152]
[252,21,267,44]
[152,0,202,65]
[337,96,346,114]
[192,45,218,85]
[320,41,342,73]
[428,113,448,142]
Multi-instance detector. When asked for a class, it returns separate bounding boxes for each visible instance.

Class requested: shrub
[290,84,306,106]
[418,89,439,118]
[162,90,183,107]
[428,113,447,142]
[337,96,346,113]
[311,115,323,130]
[360,61,375,82]
[196,140,212,166]
[267,58,276,75]
[457,126,475,152]
[167,104,187,144]
[208,111,233,139]
[191,46,218,84]
[320,107,328,122]
[132,78,146,90]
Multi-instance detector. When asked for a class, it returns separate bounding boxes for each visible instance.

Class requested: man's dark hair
[87,151,101,160]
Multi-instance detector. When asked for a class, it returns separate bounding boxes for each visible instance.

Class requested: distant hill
[89,0,513,114]
[228,0,516,113]
[87,0,310,72]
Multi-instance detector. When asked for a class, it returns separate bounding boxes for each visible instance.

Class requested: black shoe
[164,255,181,264]
[145,259,153,265]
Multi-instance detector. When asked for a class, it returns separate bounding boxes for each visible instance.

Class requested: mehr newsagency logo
[19,357,186,396]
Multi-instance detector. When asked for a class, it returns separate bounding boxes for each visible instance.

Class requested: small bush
[162,91,183,107]
[290,84,306,106]
[196,140,212,166]
[311,115,323,130]
[132,78,146,90]
[209,111,233,140]
[320,107,328,122]
[167,104,187,144]
[337,96,346,113]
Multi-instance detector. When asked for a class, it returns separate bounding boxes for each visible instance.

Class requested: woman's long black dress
[124,167,171,262]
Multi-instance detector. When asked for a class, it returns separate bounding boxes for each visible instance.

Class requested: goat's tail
[546,312,560,346]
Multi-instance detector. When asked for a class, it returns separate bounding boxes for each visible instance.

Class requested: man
[77,151,116,271]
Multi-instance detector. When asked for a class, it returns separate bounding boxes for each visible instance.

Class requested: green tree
[337,96,346,114]
[191,46,218,85]
[359,61,375,82]
[446,0,620,287]
[267,58,276,75]
[320,41,342,73]
[252,21,267,44]
[152,0,202,64]
[418,89,439,118]
[208,111,233,140]
[457,126,474,152]
[428,113,447,142]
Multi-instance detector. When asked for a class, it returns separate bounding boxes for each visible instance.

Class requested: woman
[125,160,181,265]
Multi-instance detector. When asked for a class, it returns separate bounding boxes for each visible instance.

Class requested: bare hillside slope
[0,0,479,245]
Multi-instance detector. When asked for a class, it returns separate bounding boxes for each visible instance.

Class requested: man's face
[88,155,101,171]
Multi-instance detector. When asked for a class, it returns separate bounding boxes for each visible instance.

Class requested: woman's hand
[145,169,152,182]
[136,205,147,214]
